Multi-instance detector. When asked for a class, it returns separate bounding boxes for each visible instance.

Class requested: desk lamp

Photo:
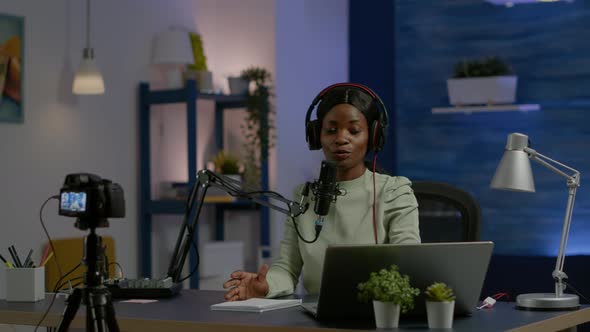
[491,132,580,310]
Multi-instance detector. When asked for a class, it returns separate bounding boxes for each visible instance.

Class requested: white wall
[0,0,346,305]
[0,0,276,299]
[272,0,349,259]
[0,0,190,299]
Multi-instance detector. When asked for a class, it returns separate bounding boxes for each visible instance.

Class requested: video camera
[59,173,125,229]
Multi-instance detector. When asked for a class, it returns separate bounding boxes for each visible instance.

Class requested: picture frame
[0,13,24,123]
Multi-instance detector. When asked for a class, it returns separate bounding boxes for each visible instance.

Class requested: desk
[1,290,589,331]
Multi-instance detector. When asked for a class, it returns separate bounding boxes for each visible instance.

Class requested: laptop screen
[313,242,494,320]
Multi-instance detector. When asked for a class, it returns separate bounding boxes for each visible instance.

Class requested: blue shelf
[145,88,248,109]
[147,199,258,214]
[139,79,270,289]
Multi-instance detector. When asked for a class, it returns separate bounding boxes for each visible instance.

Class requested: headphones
[305,82,389,152]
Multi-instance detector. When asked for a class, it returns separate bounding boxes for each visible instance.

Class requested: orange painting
[0,14,23,123]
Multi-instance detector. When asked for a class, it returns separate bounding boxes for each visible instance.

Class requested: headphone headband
[305,82,389,152]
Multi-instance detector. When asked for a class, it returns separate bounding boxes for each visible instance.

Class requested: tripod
[57,224,119,332]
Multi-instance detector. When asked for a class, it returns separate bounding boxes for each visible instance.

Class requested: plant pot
[184,69,213,92]
[426,300,455,329]
[447,76,517,106]
[372,300,401,329]
[228,76,249,95]
[222,174,242,182]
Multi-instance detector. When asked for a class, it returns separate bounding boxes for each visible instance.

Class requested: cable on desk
[109,261,124,278]
[33,262,83,332]
[477,292,510,310]
[34,195,67,332]
[177,236,201,283]
[565,281,590,304]
[39,196,63,278]
[56,276,84,291]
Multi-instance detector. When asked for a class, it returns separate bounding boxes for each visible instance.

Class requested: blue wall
[349,0,397,173]
[351,0,590,255]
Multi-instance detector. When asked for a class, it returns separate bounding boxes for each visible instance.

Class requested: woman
[223,84,420,300]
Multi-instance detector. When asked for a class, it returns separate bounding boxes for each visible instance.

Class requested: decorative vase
[228,76,249,95]
[184,69,213,92]
[447,76,517,106]
[426,300,455,329]
[372,300,401,328]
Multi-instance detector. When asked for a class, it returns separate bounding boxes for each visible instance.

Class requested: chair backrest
[44,236,116,292]
[412,181,481,242]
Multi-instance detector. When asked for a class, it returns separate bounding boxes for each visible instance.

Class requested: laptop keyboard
[301,302,318,314]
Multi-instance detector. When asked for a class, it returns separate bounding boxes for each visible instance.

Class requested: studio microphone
[312,160,338,236]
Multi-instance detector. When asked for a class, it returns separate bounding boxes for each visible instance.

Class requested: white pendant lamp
[73,0,104,95]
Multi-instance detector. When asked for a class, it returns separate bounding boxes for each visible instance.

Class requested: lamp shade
[152,29,194,64]
[490,133,535,192]
[491,150,535,192]
[72,53,105,94]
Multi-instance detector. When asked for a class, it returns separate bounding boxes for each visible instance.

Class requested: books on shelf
[204,195,236,203]
[159,181,236,203]
[210,298,302,313]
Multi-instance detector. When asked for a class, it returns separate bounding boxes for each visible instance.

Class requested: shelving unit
[138,79,270,288]
[431,104,541,114]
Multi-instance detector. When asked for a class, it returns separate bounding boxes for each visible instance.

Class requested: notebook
[211,298,302,313]
[301,241,494,320]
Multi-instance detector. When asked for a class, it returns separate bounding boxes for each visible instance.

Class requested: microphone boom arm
[167,169,308,282]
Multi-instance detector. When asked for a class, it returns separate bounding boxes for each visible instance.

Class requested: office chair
[412,181,481,242]
[44,236,116,292]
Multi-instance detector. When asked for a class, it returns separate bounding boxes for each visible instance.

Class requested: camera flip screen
[60,191,87,212]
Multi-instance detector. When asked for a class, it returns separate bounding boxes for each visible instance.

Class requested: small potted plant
[447,56,516,106]
[357,265,420,328]
[227,75,249,95]
[184,32,213,92]
[210,150,242,180]
[425,282,456,329]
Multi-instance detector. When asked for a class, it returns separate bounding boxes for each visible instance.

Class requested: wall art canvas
[0,13,24,123]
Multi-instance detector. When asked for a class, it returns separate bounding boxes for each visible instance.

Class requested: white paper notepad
[210,298,302,313]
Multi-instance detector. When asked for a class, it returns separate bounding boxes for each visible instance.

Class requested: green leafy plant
[211,151,241,175]
[453,56,512,78]
[187,33,208,71]
[357,265,420,314]
[425,282,456,302]
[239,66,276,185]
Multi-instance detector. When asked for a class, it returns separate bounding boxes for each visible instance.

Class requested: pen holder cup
[6,266,45,302]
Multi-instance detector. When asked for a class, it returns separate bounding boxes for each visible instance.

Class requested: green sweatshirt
[266,170,421,298]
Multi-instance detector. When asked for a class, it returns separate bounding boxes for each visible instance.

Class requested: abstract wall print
[0,14,24,123]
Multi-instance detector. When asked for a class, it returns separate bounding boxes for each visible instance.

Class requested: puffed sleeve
[384,176,421,244]
[265,186,305,298]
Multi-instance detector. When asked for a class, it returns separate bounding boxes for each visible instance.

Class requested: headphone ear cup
[306,120,322,150]
[371,121,385,152]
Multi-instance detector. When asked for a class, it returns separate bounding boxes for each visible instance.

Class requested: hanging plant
[239,66,276,186]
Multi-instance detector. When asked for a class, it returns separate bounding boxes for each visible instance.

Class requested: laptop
[301,241,494,320]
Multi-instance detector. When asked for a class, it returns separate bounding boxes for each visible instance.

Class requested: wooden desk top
[1,290,589,331]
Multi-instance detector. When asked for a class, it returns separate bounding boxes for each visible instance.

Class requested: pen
[8,247,21,268]
[40,245,51,265]
[13,246,23,268]
[23,249,33,268]
[41,252,54,267]
[0,254,13,268]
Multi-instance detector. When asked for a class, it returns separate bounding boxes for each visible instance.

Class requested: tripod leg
[87,288,119,332]
[104,293,120,332]
[57,288,82,332]
[86,290,108,332]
